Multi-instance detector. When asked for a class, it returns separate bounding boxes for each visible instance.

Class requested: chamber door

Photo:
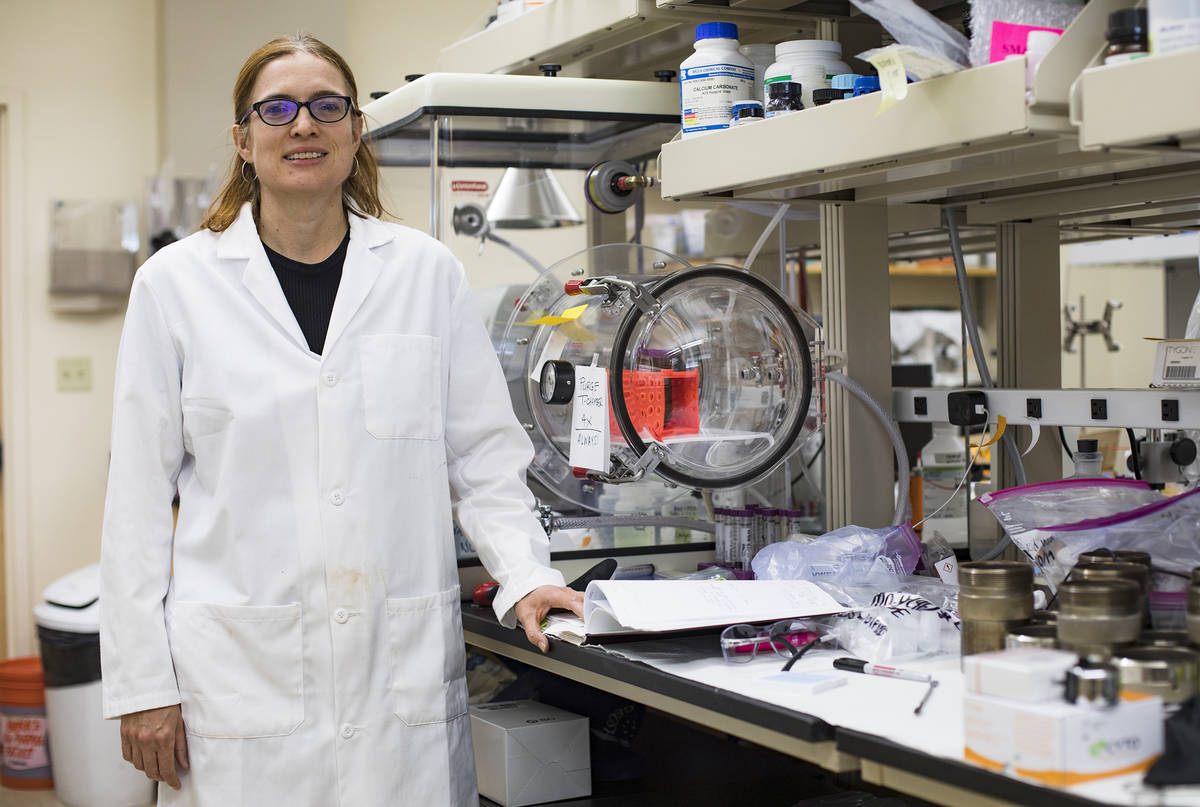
[609,265,814,489]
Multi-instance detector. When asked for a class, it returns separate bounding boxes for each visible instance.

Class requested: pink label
[3,715,49,771]
[989,21,1064,62]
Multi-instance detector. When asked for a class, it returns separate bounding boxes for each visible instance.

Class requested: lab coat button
[330,490,344,506]
[333,608,349,624]
[323,372,337,387]
[340,724,355,739]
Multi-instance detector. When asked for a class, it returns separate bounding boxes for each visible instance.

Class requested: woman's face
[233,52,362,205]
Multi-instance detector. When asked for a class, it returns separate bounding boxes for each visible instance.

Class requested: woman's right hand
[120,704,190,790]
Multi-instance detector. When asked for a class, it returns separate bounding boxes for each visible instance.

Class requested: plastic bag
[805,577,961,661]
[751,523,921,586]
[977,478,1159,570]
[847,0,970,66]
[1038,488,1200,626]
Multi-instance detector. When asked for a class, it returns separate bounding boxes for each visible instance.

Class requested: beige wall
[1061,262,1165,389]
[162,0,345,179]
[0,0,161,655]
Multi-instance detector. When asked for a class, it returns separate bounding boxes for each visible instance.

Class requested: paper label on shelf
[868,50,909,114]
[568,365,609,472]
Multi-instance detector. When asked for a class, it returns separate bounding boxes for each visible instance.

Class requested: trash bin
[34,564,156,807]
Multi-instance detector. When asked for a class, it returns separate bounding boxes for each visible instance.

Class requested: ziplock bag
[807,577,961,662]
[751,524,921,586]
[1040,488,1200,627]
[977,478,1159,570]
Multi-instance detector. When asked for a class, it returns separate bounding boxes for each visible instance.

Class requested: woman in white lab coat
[99,34,584,806]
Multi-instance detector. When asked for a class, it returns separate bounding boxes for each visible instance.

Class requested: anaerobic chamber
[495,242,816,509]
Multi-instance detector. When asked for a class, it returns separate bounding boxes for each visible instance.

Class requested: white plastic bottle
[738,43,776,104]
[765,40,852,109]
[680,23,755,138]
[920,423,969,547]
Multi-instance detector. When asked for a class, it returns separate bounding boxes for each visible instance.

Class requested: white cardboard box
[470,700,591,806]
[963,647,1079,702]
[964,691,1164,787]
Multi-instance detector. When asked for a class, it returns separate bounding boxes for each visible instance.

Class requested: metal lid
[1079,549,1151,567]
[1137,629,1192,649]
[959,561,1034,592]
[1115,646,1200,704]
[1059,579,1142,614]
[1073,562,1151,593]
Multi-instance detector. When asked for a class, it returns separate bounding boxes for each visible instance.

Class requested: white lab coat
[99,203,563,806]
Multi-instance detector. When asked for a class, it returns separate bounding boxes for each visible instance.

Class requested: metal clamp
[581,443,666,485]
[564,276,660,316]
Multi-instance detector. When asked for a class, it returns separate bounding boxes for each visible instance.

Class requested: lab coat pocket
[359,334,443,439]
[385,587,468,726]
[181,402,233,491]
[171,601,304,739]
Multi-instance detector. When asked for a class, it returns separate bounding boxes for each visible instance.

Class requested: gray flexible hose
[485,230,548,275]
[825,371,911,526]
[552,515,715,533]
[945,208,1022,561]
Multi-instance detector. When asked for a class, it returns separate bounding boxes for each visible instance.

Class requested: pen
[832,657,931,683]
[832,657,938,715]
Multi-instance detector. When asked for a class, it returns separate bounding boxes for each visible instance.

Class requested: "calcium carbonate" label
[681,63,755,135]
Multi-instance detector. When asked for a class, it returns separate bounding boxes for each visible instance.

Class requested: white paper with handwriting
[567,365,609,472]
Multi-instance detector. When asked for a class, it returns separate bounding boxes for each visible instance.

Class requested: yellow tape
[525,303,589,326]
[980,416,1007,447]
[867,51,909,115]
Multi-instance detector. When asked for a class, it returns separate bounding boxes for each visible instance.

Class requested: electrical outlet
[56,356,92,392]
[1090,398,1108,421]
[1163,399,1180,422]
[1026,398,1042,419]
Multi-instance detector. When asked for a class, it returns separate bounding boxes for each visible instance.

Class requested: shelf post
[994,222,1063,486]
[820,203,895,529]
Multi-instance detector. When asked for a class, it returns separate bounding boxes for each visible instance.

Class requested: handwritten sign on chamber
[568,365,610,472]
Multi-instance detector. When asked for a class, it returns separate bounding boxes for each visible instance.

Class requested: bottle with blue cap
[679,22,755,138]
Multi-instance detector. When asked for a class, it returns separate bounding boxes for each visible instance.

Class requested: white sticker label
[568,365,610,472]
[934,556,959,586]
[530,329,570,383]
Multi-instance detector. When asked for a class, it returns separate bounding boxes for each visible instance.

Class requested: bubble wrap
[968,0,1084,67]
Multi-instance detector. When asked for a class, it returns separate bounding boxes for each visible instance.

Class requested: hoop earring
[351,156,360,178]
[240,161,257,183]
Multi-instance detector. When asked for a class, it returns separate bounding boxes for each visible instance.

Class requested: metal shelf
[1077,48,1200,151]
[437,0,827,79]
[656,0,1200,231]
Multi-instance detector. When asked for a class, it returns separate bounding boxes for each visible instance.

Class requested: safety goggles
[240,95,354,126]
[720,620,821,671]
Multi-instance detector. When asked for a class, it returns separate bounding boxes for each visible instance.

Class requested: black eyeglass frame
[239,95,357,126]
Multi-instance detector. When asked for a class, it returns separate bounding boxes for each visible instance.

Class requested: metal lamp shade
[486,168,583,229]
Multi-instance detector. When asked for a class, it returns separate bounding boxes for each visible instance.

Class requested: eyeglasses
[720,621,822,671]
[240,95,354,126]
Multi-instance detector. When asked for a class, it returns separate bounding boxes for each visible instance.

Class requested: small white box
[1149,338,1200,388]
[965,691,1164,787]
[470,700,591,806]
[964,647,1079,702]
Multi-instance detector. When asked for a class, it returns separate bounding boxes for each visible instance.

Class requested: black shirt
[262,230,349,355]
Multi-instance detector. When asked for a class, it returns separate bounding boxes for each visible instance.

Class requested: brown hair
[200,34,386,232]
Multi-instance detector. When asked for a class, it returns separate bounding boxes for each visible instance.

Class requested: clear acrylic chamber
[497,244,815,515]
